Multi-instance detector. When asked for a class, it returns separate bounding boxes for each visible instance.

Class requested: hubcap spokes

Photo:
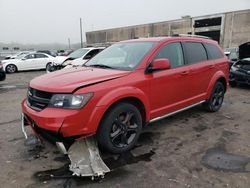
[110,111,138,148]
[212,86,224,108]
[8,65,15,73]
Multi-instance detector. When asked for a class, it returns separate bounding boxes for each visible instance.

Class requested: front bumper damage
[229,71,250,85]
[21,113,110,178]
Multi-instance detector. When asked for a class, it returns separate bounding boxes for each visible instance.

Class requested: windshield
[85,42,155,70]
[15,54,27,59]
[68,48,89,59]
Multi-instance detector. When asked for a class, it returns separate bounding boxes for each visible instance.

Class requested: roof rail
[172,34,211,39]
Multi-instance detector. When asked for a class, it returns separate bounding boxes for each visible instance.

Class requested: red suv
[22,36,229,153]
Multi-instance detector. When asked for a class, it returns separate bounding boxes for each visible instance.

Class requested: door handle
[180,71,189,75]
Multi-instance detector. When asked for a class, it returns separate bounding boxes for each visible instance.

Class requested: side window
[35,54,48,58]
[204,43,224,60]
[25,54,35,59]
[183,42,207,64]
[155,42,184,68]
[84,49,100,59]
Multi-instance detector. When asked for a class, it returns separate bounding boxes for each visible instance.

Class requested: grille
[27,87,53,111]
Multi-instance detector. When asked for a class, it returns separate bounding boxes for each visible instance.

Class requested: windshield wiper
[87,64,115,69]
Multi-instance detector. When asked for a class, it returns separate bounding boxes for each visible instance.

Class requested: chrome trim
[21,113,28,139]
[149,100,205,123]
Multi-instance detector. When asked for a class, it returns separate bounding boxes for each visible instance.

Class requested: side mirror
[147,58,171,73]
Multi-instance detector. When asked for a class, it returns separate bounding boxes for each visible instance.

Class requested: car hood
[53,56,69,64]
[30,67,130,93]
[1,59,20,64]
[239,42,250,59]
[71,58,88,66]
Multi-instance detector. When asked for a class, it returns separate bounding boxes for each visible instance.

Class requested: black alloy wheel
[97,102,142,153]
[204,81,225,112]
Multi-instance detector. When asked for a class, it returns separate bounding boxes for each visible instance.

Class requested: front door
[21,54,36,70]
[148,42,192,119]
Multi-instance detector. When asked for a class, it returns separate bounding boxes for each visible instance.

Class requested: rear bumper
[229,71,250,85]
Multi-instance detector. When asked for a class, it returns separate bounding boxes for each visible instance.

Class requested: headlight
[49,93,93,109]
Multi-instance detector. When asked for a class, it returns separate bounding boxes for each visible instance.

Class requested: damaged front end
[21,113,110,179]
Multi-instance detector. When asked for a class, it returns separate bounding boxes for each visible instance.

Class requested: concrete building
[86,9,250,48]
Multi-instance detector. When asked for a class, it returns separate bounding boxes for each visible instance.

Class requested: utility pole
[80,18,83,48]
[68,38,71,49]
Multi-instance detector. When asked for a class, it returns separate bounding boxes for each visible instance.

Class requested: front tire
[5,64,17,73]
[46,62,53,73]
[97,102,142,153]
[203,81,225,112]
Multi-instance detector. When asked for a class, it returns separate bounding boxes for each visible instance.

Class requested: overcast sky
[0,0,249,44]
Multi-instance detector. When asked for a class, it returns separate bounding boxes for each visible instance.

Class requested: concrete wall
[86,9,250,48]
[86,19,191,45]
[223,10,250,48]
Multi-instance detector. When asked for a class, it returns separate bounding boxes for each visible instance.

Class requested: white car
[1,52,55,73]
[47,47,105,72]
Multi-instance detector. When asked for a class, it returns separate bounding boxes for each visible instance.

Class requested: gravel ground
[0,70,250,188]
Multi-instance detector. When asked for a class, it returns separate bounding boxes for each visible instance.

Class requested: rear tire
[5,64,17,73]
[97,102,142,154]
[203,81,225,112]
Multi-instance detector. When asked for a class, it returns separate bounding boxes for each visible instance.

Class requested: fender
[205,71,227,99]
[96,86,151,121]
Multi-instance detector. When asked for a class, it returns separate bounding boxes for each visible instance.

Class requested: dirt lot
[0,71,250,188]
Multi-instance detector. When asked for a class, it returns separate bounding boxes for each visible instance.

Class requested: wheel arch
[5,63,18,73]
[206,71,228,99]
[95,87,150,123]
[100,96,147,127]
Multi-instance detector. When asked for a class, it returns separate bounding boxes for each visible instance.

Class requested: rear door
[148,42,192,118]
[182,42,213,102]
[33,53,49,69]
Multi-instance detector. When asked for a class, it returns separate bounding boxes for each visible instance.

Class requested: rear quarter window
[183,42,207,64]
[204,43,224,60]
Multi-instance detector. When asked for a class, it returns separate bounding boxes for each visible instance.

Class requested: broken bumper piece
[68,138,110,178]
[21,113,110,178]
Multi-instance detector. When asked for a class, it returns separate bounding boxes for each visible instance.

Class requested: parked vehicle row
[0,47,105,74]
[1,52,55,73]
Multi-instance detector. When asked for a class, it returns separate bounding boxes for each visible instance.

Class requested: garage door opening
[194,17,222,28]
[193,17,222,43]
[195,30,221,43]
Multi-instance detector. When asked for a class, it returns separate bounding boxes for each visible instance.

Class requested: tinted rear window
[204,43,224,60]
[183,42,207,64]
